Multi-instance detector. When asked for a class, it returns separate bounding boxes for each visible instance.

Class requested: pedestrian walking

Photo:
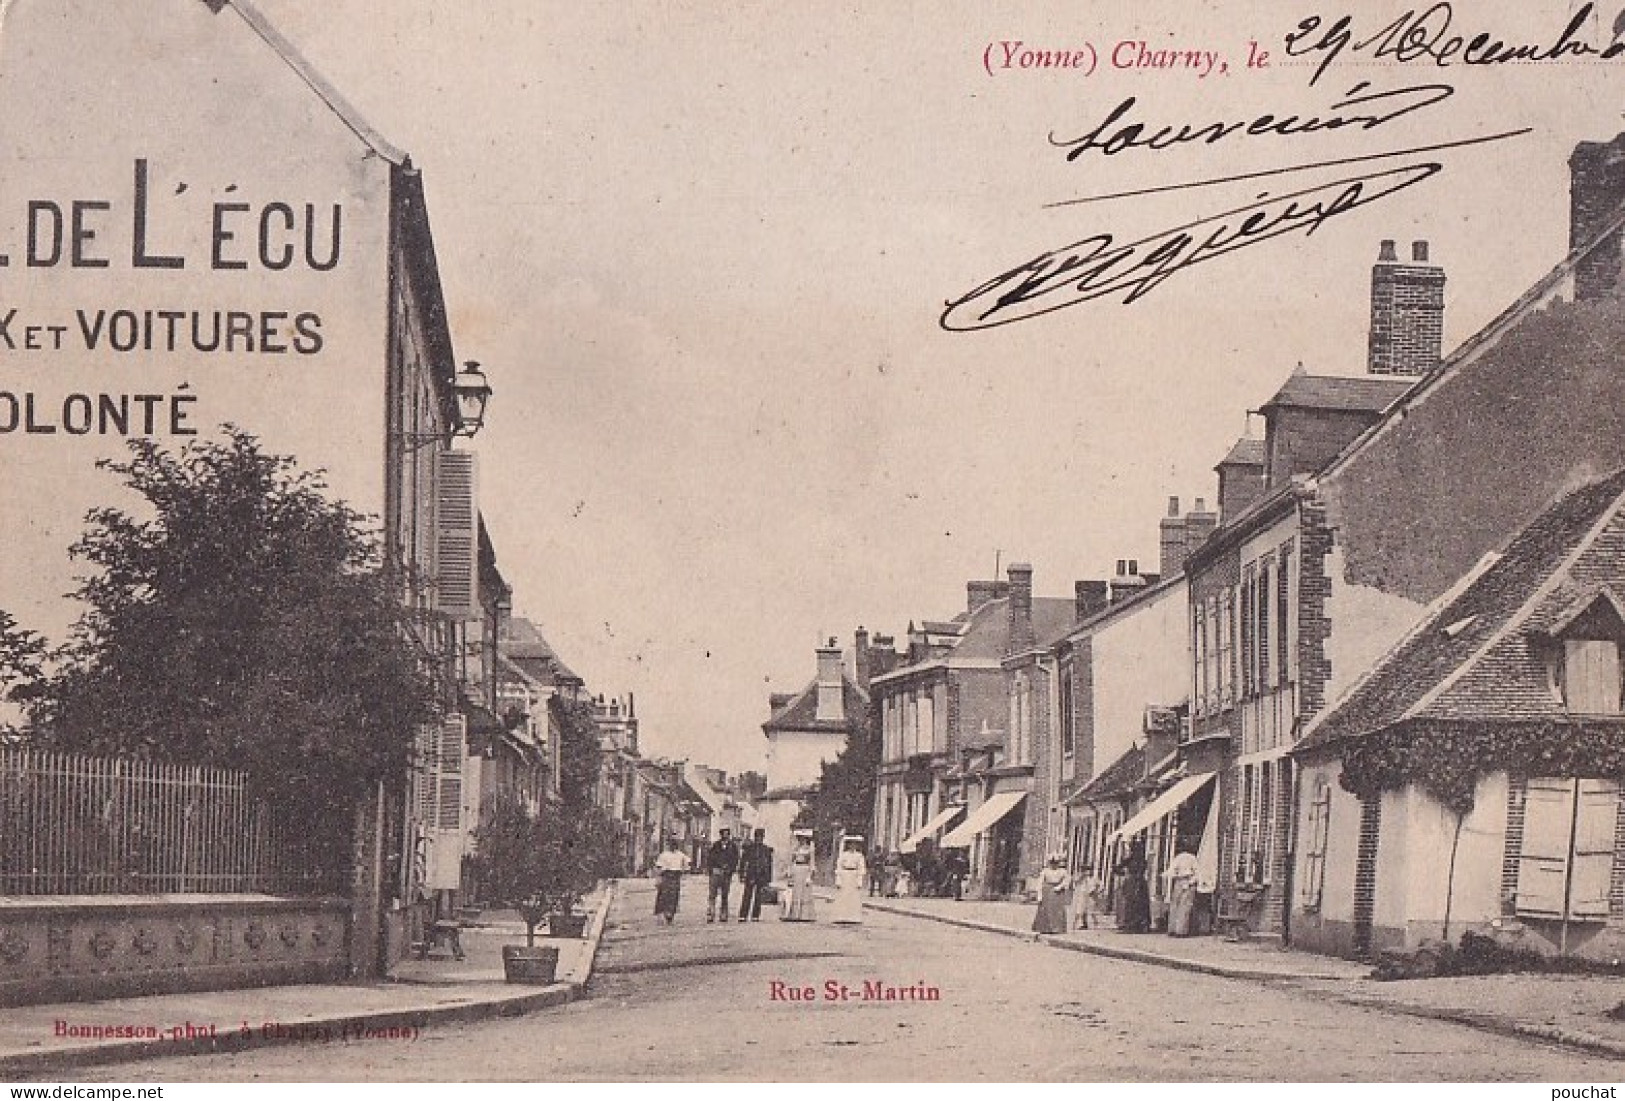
[782,829,817,922]
[653,837,690,924]
[736,827,774,921]
[706,828,742,923]
[1031,855,1072,934]
[880,850,902,896]
[830,835,867,924]
[1115,838,1152,933]
[1163,843,1200,937]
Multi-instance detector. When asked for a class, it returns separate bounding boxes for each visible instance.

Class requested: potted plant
[469,797,562,983]
[543,807,623,939]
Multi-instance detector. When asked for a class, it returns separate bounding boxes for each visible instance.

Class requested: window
[1235,765,1254,881]
[1515,777,1619,920]
[1564,640,1622,714]
[1301,778,1332,910]
[1058,663,1076,757]
[1193,602,1209,715]
[1217,591,1235,707]
[1235,759,1280,884]
[1257,557,1273,692]
[1278,541,1294,683]
[1240,565,1256,698]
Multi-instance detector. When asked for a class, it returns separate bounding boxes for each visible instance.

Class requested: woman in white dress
[783,830,817,922]
[831,835,868,924]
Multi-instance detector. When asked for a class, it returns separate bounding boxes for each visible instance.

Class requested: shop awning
[939,791,1027,849]
[1107,772,1215,848]
[899,803,965,854]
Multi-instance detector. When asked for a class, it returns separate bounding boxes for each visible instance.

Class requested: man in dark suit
[737,828,775,922]
[706,828,742,922]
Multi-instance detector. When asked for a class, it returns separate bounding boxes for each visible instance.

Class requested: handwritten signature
[1287,2,1625,86]
[939,163,1439,331]
[1050,81,1452,160]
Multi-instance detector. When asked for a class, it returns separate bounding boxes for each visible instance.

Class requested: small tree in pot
[544,806,624,937]
[469,796,562,981]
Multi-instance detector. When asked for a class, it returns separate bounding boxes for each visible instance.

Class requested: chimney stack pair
[1367,239,1445,377]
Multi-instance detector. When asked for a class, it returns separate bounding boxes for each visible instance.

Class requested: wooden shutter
[1570,780,1619,919]
[1566,641,1622,714]
[1302,780,1332,909]
[437,713,466,834]
[416,722,440,828]
[1516,778,1574,918]
[425,714,467,890]
[433,450,479,620]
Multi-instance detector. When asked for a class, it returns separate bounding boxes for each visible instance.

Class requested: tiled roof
[1299,468,1625,751]
[762,677,867,733]
[1217,437,1267,468]
[1259,373,1413,415]
[1074,743,1146,801]
[953,596,1077,661]
[503,617,583,685]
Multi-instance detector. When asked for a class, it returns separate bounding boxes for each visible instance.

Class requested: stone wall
[0,896,350,1007]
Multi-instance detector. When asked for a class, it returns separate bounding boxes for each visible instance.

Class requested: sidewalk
[867,894,1625,1060]
[0,883,618,1079]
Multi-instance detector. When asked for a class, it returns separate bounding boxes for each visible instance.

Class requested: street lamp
[402,360,493,451]
[451,360,492,437]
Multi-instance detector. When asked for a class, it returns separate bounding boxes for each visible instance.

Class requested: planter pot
[501,944,560,985]
[546,912,589,938]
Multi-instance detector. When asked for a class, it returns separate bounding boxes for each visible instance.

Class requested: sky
[7,1,1625,773]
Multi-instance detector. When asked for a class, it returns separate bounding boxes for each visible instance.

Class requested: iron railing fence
[0,747,346,896]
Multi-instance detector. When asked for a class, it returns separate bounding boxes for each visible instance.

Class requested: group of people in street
[1030,837,1206,937]
[866,843,968,900]
[650,827,869,926]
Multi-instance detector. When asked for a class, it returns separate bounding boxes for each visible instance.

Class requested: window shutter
[1302,781,1332,909]
[1570,780,1618,918]
[1565,641,1622,714]
[426,714,467,890]
[434,450,479,620]
[416,722,441,828]
[1516,778,1574,918]
[437,713,466,834]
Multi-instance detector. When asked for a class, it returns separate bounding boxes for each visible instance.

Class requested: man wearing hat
[737,827,774,922]
[705,827,741,923]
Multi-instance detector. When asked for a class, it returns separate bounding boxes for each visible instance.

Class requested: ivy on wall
[1337,719,1625,816]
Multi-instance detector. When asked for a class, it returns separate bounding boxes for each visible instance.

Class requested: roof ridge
[225,0,407,165]
[1404,470,1625,722]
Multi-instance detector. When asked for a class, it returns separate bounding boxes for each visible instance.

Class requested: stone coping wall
[0,895,351,1007]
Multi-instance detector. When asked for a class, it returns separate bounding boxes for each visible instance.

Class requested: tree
[470,794,623,945]
[794,711,879,851]
[549,693,602,817]
[16,430,437,872]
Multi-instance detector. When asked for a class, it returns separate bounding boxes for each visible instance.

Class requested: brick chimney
[1571,132,1625,301]
[1110,559,1147,604]
[1159,496,1188,579]
[967,579,1010,615]
[1075,579,1109,622]
[1367,238,1445,376]
[853,626,871,692]
[1007,563,1034,654]
[1185,497,1218,549]
[815,638,844,722]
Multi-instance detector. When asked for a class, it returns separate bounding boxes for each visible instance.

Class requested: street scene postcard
[8,0,1625,1089]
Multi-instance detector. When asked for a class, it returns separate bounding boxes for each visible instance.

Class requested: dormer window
[1538,587,1625,716]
